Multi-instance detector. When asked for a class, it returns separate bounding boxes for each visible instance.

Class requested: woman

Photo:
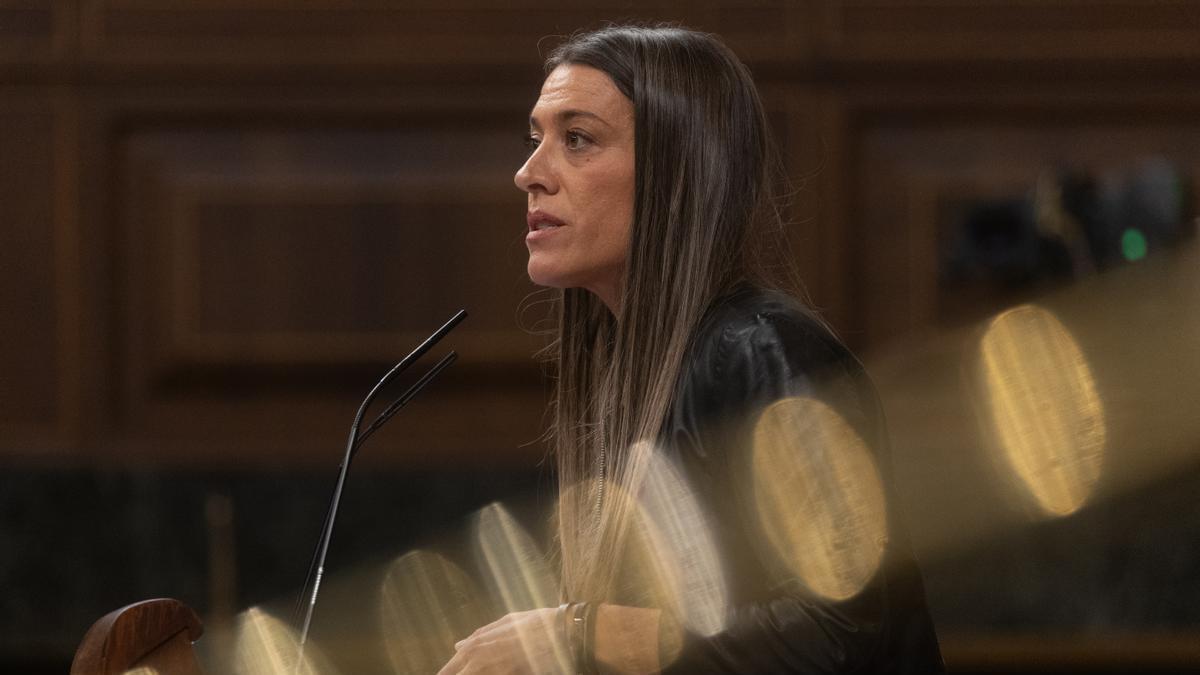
[440,24,943,674]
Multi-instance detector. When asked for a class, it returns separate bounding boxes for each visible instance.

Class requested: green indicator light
[1121,228,1147,262]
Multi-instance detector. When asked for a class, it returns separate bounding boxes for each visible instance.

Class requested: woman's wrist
[593,604,662,674]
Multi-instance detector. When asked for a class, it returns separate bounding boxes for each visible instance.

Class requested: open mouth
[527,210,566,232]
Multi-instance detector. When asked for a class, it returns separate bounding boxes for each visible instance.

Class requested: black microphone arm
[293,309,467,658]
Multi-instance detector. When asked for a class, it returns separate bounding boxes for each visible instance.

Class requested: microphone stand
[292,310,467,666]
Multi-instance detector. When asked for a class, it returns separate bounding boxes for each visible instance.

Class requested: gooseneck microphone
[292,309,467,662]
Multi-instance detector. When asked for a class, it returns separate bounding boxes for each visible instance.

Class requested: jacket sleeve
[658,306,905,674]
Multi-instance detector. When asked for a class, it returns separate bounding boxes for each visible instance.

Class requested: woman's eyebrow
[529,109,613,131]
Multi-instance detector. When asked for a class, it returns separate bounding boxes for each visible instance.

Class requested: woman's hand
[437,608,568,675]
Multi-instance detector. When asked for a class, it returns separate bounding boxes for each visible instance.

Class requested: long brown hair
[543,24,801,602]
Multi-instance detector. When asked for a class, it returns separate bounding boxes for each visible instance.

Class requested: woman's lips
[526,211,566,242]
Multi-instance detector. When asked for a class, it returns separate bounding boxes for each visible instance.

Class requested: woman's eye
[565,131,591,150]
[523,134,540,151]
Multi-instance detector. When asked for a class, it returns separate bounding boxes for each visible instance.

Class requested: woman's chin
[526,262,571,290]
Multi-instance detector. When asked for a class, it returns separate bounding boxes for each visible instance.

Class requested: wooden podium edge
[71,598,204,675]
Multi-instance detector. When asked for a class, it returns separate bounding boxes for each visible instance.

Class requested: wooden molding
[0,90,78,449]
[79,0,807,74]
[820,0,1200,63]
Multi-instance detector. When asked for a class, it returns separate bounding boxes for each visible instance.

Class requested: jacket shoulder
[673,287,879,456]
[691,287,859,397]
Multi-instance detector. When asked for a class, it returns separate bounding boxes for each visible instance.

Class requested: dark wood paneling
[819,0,1200,64]
[80,0,807,73]
[93,90,548,465]
[0,1,68,71]
[0,93,69,443]
[121,126,534,370]
[759,86,831,311]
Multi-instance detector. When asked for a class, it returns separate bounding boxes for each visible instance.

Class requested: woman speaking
[439,24,944,674]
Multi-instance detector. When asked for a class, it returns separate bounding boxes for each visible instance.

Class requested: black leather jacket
[652,286,944,674]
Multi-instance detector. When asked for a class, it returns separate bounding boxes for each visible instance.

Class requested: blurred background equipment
[4,1,1200,673]
[943,159,1195,292]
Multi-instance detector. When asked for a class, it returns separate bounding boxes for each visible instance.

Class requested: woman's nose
[514,146,556,195]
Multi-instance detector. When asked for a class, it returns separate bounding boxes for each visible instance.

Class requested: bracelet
[556,602,572,661]
[582,602,600,675]
[560,601,599,674]
[569,602,587,673]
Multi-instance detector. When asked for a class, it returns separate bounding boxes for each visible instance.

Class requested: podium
[71,598,205,675]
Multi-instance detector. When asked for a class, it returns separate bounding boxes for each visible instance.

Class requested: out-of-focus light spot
[377,550,485,675]
[474,503,571,673]
[980,304,1106,517]
[557,451,729,669]
[751,397,888,601]
[634,447,729,639]
[552,461,710,662]
[475,502,557,611]
[230,607,333,675]
[1121,228,1148,262]
[551,478,607,599]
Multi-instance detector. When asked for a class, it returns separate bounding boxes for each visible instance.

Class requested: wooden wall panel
[80,0,808,73]
[0,92,73,445]
[95,91,548,466]
[0,1,71,71]
[759,86,832,312]
[818,0,1200,64]
[121,127,534,370]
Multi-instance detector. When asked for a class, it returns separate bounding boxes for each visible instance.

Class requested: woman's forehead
[531,64,630,125]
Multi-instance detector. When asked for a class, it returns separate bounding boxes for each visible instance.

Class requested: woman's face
[514,63,636,311]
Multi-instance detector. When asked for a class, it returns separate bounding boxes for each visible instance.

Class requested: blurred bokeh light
[751,397,888,601]
[230,606,334,675]
[377,550,484,675]
[633,445,728,638]
[472,502,570,673]
[978,304,1106,517]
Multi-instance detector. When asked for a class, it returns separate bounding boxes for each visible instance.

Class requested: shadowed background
[2,1,1200,673]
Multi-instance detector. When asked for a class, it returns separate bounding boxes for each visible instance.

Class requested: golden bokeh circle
[980,305,1106,517]
[752,396,888,601]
